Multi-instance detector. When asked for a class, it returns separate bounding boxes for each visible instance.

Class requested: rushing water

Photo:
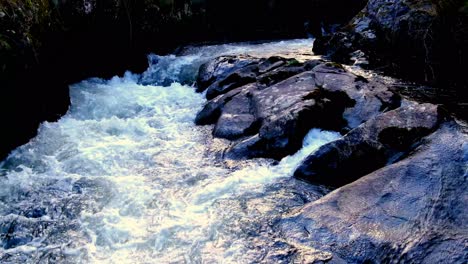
[0,39,340,263]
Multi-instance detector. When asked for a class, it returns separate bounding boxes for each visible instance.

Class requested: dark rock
[251,71,322,158]
[224,135,264,160]
[196,56,401,160]
[195,83,259,126]
[279,121,468,263]
[313,63,401,129]
[313,0,468,93]
[295,103,443,187]
[213,92,259,140]
[257,60,322,87]
[202,57,317,100]
[248,71,355,159]
[233,63,399,159]
[195,58,323,127]
[196,59,327,159]
[252,71,319,121]
[197,56,323,95]
[196,55,260,93]
[258,56,288,73]
[206,63,260,99]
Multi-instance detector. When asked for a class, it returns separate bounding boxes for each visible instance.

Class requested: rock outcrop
[1,1,466,262]
[195,56,400,160]
[279,121,468,263]
[295,103,444,187]
[313,0,468,94]
[196,53,467,263]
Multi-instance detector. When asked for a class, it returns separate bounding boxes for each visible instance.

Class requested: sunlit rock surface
[295,103,443,187]
[280,121,468,263]
[195,41,467,264]
[196,58,400,160]
[312,0,468,120]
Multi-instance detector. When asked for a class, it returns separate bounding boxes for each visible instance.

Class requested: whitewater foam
[0,39,340,263]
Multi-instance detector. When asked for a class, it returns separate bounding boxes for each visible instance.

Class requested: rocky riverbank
[0,0,468,263]
[0,0,467,262]
[313,0,468,119]
[193,50,467,262]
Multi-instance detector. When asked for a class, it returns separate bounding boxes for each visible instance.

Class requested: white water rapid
[0,39,340,263]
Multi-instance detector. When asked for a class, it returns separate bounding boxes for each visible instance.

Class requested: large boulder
[247,70,355,159]
[313,0,468,92]
[295,103,443,187]
[195,58,321,126]
[197,56,317,96]
[205,63,261,99]
[312,63,401,129]
[213,91,259,140]
[195,56,401,160]
[257,59,321,87]
[279,121,468,263]
[196,55,261,93]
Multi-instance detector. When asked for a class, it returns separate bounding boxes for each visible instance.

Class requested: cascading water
[0,39,340,263]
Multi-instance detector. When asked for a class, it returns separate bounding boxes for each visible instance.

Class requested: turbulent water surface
[0,39,340,263]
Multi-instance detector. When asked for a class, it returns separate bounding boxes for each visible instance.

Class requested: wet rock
[224,135,263,160]
[313,0,468,91]
[216,70,345,159]
[196,55,261,93]
[197,56,401,160]
[295,103,443,187]
[195,83,258,126]
[245,64,398,159]
[213,92,259,140]
[206,63,260,100]
[200,56,317,100]
[257,60,321,87]
[280,121,468,263]
[258,56,287,73]
[248,71,355,159]
[313,63,401,129]
[253,71,319,120]
[195,58,322,127]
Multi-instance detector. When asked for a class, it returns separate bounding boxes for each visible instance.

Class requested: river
[0,39,341,263]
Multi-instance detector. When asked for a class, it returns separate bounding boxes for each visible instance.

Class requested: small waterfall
[0,39,340,263]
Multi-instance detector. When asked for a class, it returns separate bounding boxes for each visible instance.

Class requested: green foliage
[0,0,52,49]
[0,0,55,78]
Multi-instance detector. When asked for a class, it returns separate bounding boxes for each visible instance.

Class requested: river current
[0,40,340,263]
